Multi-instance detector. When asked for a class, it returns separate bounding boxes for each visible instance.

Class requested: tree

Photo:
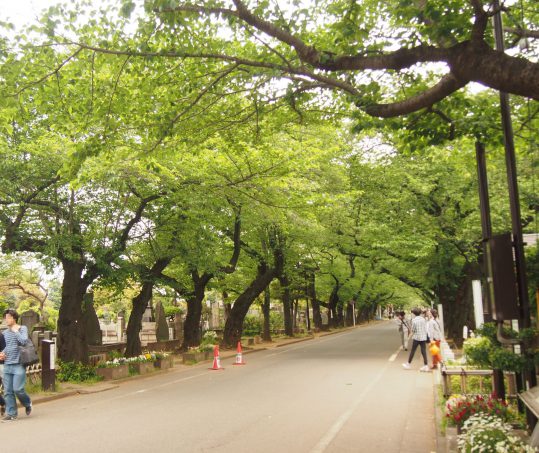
[104,0,539,119]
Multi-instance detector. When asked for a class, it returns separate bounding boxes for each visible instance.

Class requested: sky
[2,0,58,29]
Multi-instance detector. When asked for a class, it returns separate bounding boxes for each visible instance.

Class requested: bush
[243,315,261,336]
[457,414,535,452]
[464,333,530,373]
[464,337,493,367]
[57,361,101,383]
[270,311,284,333]
[164,306,183,318]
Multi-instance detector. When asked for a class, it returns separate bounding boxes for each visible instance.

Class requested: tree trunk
[262,286,272,341]
[279,274,294,336]
[328,282,340,328]
[222,265,276,348]
[443,261,478,347]
[181,272,211,350]
[308,273,322,329]
[57,259,89,363]
[345,301,354,326]
[125,280,153,357]
[125,258,172,357]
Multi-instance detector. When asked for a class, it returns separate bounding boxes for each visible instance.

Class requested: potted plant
[127,354,154,375]
[96,358,129,380]
[182,331,218,363]
[152,351,174,370]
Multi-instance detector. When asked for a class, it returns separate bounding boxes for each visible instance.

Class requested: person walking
[395,311,410,351]
[0,329,5,416]
[427,309,443,369]
[0,309,32,422]
[402,308,429,372]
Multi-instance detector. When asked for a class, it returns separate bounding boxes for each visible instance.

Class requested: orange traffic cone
[233,341,246,365]
[209,345,224,371]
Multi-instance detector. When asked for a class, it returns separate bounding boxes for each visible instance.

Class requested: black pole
[491,2,537,428]
[492,0,532,332]
[476,141,505,399]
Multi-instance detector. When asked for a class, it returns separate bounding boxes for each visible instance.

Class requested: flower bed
[457,414,534,452]
[153,352,174,370]
[130,361,154,375]
[96,363,129,380]
[446,394,511,428]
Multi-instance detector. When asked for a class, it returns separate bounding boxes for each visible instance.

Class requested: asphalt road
[1,321,437,453]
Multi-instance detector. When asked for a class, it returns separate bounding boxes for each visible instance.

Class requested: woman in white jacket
[427,309,442,369]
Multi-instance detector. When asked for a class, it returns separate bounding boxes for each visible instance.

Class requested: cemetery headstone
[173,314,184,342]
[155,302,169,341]
[142,301,154,322]
[20,310,40,333]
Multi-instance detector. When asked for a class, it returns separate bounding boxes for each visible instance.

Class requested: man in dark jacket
[0,329,5,415]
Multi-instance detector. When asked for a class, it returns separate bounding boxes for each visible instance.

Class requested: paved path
[3,321,437,452]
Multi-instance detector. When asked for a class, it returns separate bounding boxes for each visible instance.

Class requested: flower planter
[130,361,154,375]
[182,351,207,363]
[96,364,129,380]
[154,356,174,370]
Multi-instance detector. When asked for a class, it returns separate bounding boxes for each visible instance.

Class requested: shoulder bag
[19,337,40,367]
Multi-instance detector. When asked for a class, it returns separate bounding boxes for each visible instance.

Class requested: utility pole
[491,0,533,332]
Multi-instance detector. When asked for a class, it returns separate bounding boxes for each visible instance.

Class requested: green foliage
[270,311,284,333]
[196,330,218,352]
[56,360,101,383]
[242,315,262,336]
[464,324,535,372]
[164,306,183,317]
[463,337,493,368]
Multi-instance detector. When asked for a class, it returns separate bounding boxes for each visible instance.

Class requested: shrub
[270,311,284,333]
[243,315,261,336]
[463,337,493,367]
[57,360,100,382]
[464,334,530,373]
[164,306,183,318]
[457,414,535,452]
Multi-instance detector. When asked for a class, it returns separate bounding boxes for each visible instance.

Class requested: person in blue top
[0,329,5,415]
[0,309,32,422]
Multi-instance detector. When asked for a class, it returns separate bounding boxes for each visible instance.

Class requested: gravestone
[173,314,184,342]
[82,293,102,346]
[117,315,125,342]
[20,310,40,333]
[142,301,154,322]
[155,302,169,341]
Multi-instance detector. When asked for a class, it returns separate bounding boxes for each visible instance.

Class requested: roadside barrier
[233,341,246,366]
[209,345,224,370]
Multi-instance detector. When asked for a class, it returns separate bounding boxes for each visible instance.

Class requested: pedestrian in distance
[395,311,410,351]
[0,309,32,422]
[402,308,429,372]
[427,309,443,369]
[0,329,5,416]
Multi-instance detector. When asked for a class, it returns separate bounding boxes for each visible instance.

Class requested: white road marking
[389,347,402,362]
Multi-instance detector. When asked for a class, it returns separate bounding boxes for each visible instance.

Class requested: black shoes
[0,405,5,416]
[25,405,32,416]
[2,415,17,422]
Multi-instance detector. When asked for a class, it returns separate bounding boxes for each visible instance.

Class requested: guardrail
[441,366,518,398]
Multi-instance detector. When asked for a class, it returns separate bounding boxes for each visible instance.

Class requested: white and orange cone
[209,345,224,371]
[233,341,246,366]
